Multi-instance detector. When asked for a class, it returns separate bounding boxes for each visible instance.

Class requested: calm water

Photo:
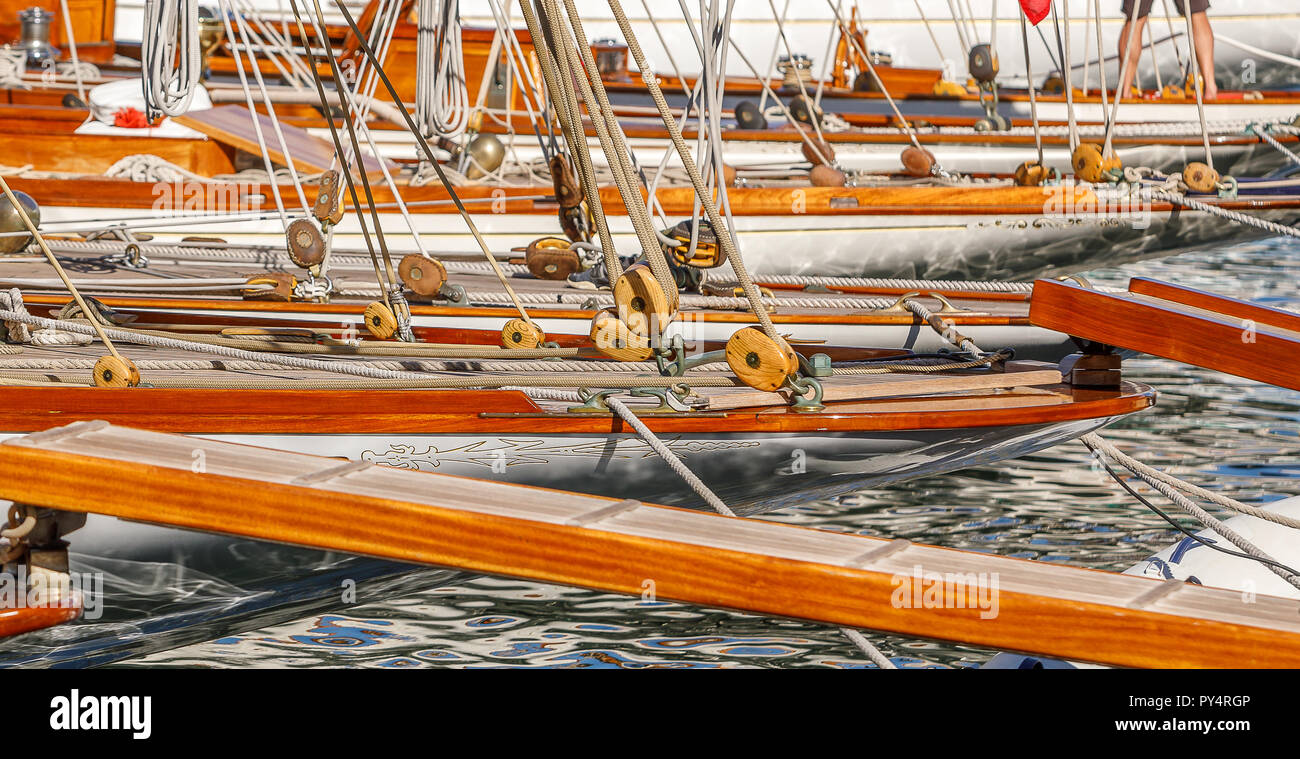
[97,236,1300,668]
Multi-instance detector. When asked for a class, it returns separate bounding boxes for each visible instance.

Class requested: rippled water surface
[95,237,1300,667]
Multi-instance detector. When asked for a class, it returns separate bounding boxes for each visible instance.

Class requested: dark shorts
[1121,0,1210,18]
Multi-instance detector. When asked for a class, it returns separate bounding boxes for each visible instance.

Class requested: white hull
[347,127,1288,178]
[38,198,1300,280]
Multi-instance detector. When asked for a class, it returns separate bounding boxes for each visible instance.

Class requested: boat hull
[34,199,1300,281]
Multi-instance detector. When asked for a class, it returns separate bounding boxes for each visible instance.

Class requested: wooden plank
[700,360,1063,411]
[173,106,392,178]
[1,422,1299,668]
[1128,277,1300,336]
[1030,278,1300,391]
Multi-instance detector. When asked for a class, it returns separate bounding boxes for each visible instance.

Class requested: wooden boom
[3,421,1300,667]
[1030,277,1300,391]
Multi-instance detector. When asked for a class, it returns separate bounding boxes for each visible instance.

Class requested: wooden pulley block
[613,263,677,337]
[589,308,653,361]
[92,355,140,388]
[725,326,798,392]
[363,301,398,339]
[809,164,847,187]
[243,271,296,302]
[285,218,327,268]
[559,205,589,243]
[721,164,737,187]
[900,146,936,177]
[787,95,821,126]
[398,254,447,297]
[663,219,727,269]
[1183,162,1220,194]
[524,236,581,280]
[852,71,881,93]
[1161,83,1187,99]
[1071,143,1106,183]
[967,43,999,83]
[931,79,966,98]
[801,137,835,166]
[1014,161,1049,187]
[1041,73,1066,94]
[548,154,584,209]
[312,170,343,223]
[733,100,767,130]
[501,317,545,349]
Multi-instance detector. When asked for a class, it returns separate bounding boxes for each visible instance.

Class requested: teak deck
[173,106,393,179]
[2,421,1298,668]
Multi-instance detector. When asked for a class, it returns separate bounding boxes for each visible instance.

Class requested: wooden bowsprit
[1030,277,1300,391]
[2,421,1300,667]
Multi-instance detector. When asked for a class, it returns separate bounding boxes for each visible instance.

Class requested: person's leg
[1189,10,1217,99]
[1117,16,1149,96]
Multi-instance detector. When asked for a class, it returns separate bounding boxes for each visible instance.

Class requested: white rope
[415,0,469,139]
[1083,433,1300,591]
[840,628,897,669]
[1180,0,1213,168]
[141,0,201,118]
[1141,186,1300,239]
[608,395,735,515]
[57,0,86,102]
[1254,124,1300,168]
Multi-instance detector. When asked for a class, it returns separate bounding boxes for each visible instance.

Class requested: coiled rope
[141,0,201,119]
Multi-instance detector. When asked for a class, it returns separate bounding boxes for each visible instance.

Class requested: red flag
[1019,0,1051,25]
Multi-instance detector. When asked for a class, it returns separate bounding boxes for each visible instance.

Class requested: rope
[141,0,201,119]
[0,307,749,389]
[0,178,126,360]
[1083,434,1300,591]
[516,0,622,278]
[332,0,537,331]
[607,379,896,668]
[1141,186,1300,239]
[747,275,1034,292]
[57,0,86,102]
[840,628,897,669]
[1019,11,1043,166]
[901,298,986,356]
[605,395,735,516]
[415,0,469,139]
[1180,0,1214,168]
[605,0,780,341]
[1083,434,1300,531]
[0,355,730,375]
[1253,124,1300,168]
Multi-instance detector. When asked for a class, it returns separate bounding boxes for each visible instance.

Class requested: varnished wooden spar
[0,605,81,638]
[0,379,1153,436]
[2,421,1300,668]
[1030,278,1300,392]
